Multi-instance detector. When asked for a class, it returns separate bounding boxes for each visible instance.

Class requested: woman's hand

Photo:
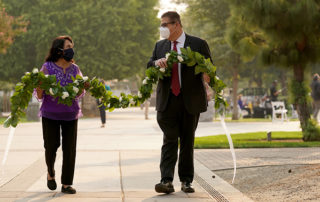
[36,86,44,99]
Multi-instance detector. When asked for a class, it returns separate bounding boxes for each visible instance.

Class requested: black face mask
[62,48,74,61]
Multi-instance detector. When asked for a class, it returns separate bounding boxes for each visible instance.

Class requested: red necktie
[171,41,180,96]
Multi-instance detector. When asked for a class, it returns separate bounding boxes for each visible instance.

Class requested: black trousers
[42,117,78,185]
[157,92,200,183]
[97,99,106,124]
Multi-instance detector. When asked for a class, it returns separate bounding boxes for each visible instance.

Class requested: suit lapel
[164,40,171,55]
[182,34,192,71]
[184,34,191,49]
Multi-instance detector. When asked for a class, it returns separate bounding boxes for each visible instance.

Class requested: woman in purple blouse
[36,36,83,194]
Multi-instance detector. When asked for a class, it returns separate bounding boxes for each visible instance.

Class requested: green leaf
[3,116,12,128]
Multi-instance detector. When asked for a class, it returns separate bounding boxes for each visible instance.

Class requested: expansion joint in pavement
[118,151,125,202]
[194,173,229,202]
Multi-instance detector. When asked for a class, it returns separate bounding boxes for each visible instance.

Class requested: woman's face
[63,39,74,49]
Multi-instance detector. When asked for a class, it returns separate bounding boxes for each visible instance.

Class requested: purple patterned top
[37,61,84,121]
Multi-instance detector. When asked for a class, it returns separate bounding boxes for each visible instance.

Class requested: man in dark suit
[147,11,212,194]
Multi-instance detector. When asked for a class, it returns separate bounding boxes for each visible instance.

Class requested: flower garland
[4,47,226,128]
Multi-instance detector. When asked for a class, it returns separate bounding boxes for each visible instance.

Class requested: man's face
[160,17,177,39]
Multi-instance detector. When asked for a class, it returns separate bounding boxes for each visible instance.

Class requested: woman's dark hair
[45,36,73,62]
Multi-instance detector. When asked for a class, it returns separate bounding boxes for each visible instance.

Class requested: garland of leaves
[4,47,226,128]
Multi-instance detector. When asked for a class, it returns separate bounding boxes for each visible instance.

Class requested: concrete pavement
[0,107,305,201]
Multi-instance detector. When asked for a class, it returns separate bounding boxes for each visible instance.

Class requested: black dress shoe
[181,182,195,193]
[61,186,76,194]
[47,179,57,190]
[155,181,175,194]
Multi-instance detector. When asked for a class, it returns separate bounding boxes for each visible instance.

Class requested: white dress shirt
[170,31,186,87]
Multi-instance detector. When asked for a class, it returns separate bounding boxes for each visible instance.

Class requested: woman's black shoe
[47,179,57,190]
[61,186,76,194]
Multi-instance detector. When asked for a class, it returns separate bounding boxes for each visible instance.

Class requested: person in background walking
[270,80,281,101]
[311,74,320,121]
[97,79,111,128]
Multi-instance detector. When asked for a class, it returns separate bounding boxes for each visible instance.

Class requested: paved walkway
[0,107,311,202]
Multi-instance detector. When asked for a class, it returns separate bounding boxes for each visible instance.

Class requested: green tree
[228,0,320,140]
[0,0,158,83]
[180,0,256,119]
[0,0,28,112]
[0,0,27,54]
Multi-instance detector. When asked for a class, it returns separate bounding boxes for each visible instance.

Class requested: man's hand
[84,81,90,90]
[203,73,210,83]
[36,86,44,99]
[155,58,168,68]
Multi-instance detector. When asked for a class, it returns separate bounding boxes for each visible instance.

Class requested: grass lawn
[195,131,320,148]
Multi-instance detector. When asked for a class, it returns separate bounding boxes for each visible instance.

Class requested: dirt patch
[214,164,320,201]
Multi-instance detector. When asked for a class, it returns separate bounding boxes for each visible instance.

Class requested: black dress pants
[157,92,200,183]
[97,99,106,124]
[42,117,78,185]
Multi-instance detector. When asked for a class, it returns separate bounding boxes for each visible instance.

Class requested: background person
[96,79,111,128]
[238,94,251,117]
[311,73,320,120]
[270,80,281,101]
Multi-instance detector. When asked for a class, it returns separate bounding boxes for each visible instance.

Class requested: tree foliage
[0,0,159,83]
[227,0,320,140]
[228,0,320,67]
[179,0,252,119]
[0,0,27,54]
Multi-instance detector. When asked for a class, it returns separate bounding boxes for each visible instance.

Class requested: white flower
[142,78,148,85]
[138,91,142,98]
[119,97,122,102]
[107,104,111,108]
[130,100,136,105]
[25,72,30,75]
[177,56,184,62]
[215,76,220,80]
[74,80,79,85]
[61,92,69,99]
[165,53,170,60]
[45,75,49,78]
[159,68,166,73]
[83,76,88,81]
[32,68,39,74]
[49,88,54,95]
[73,86,79,94]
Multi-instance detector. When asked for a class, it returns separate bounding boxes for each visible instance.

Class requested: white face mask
[159,27,170,39]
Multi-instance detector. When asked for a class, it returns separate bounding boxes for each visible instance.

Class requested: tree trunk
[293,64,310,130]
[232,65,239,120]
[279,70,288,96]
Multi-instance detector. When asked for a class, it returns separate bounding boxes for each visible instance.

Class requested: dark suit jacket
[147,34,212,115]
